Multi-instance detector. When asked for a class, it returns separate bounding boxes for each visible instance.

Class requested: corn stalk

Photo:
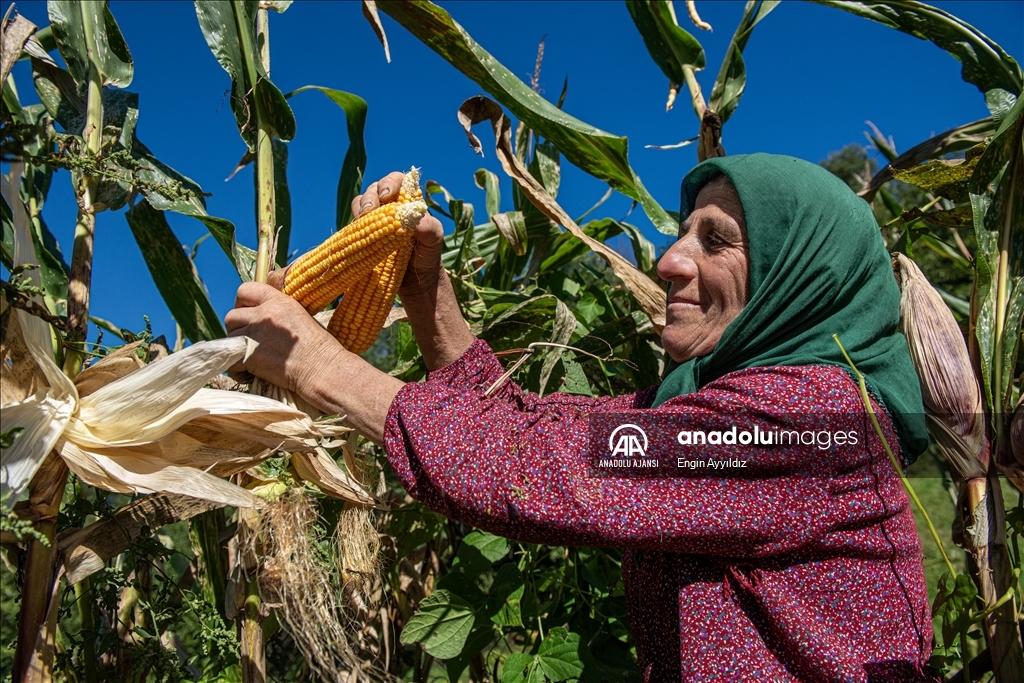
[13,3,110,677]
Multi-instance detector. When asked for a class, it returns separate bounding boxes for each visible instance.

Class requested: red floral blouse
[384,338,935,682]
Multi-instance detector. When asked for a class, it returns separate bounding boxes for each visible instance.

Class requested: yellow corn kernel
[327,239,414,354]
[283,170,425,313]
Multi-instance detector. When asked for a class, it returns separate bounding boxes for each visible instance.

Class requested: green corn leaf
[812,0,1023,96]
[194,0,296,150]
[125,201,227,342]
[708,0,780,123]
[627,0,706,95]
[474,168,502,219]
[48,0,132,88]
[969,93,1023,420]
[287,86,368,230]
[377,1,675,234]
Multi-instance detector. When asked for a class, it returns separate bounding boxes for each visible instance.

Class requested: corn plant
[2,1,1021,682]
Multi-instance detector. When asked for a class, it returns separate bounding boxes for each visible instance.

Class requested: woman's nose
[657,236,699,283]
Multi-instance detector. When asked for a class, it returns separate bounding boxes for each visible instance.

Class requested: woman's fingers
[349,171,412,222]
[376,172,406,202]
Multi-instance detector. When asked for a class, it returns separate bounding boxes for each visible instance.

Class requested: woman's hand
[225,283,343,394]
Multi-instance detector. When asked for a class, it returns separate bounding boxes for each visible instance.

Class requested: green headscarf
[652,153,928,461]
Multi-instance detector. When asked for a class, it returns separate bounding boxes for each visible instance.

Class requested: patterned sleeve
[383,338,905,558]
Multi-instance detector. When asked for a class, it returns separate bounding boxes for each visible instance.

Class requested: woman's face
[657,177,750,363]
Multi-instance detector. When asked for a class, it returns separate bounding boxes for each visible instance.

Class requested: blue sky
[5,0,1023,345]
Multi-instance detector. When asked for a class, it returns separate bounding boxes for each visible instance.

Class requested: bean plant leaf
[708,0,780,123]
[811,0,1023,96]
[399,589,476,660]
[194,0,296,151]
[537,627,585,681]
[288,86,368,230]
[460,529,509,563]
[969,93,1023,424]
[487,563,525,627]
[377,1,675,234]
[126,201,227,342]
[501,653,542,683]
[48,0,133,88]
[627,0,706,95]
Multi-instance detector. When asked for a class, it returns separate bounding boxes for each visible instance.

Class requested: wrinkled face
[657,177,750,363]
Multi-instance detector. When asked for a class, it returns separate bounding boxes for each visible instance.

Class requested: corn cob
[327,239,414,354]
[895,253,987,479]
[282,170,426,313]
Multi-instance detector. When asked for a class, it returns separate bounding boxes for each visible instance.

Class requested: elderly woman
[226,154,935,682]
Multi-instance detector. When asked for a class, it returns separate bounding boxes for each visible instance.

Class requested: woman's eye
[704,232,726,248]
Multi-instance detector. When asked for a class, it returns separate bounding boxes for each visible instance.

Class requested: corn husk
[895,253,987,479]
[1,162,348,508]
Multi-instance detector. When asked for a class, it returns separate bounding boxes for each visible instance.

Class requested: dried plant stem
[16,46,105,679]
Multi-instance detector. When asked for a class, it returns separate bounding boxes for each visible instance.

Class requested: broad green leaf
[812,0,1023,96]
[399,589,475,660]
[487,563,525,627]
[444,623,499,682]
[537,627,585,681]
[460,530,510,563]
[627,1,706,96]
[500,653,538,683]
[125,201,227,342]
[48,0,133,88]
[287,86,367,229]
[707,0,780,123]
[561,358,594,396]
[194,0,296,150]
[31,59,256,280]
[378,1,674,234]
[969,93,1023,420]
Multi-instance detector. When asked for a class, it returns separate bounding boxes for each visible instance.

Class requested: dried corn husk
[1,162,347,508]
[895,253,987,479]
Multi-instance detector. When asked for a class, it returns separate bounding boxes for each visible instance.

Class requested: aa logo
[608,424,648,458]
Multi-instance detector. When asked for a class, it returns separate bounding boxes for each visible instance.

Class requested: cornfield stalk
[233,3,276,680]
[14,31,106,676]
[976,138,1023,682]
